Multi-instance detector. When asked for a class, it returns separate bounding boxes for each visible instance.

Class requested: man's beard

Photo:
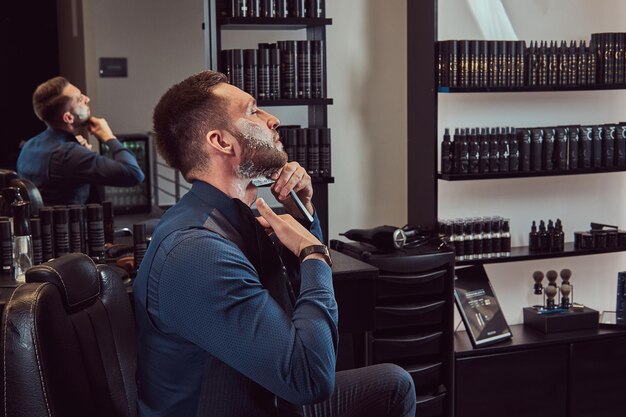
[232,119,287,179]
[71,105,90,128]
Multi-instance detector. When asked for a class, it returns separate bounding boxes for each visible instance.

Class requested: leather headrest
[26,253,100,312]
[10,177,44,216]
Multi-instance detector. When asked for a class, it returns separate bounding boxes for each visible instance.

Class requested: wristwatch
[299,244,332,267]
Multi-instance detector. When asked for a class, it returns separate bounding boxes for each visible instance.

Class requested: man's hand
[255,198,321,257]
[75,135,93,151]
[270,161,314,219]
[88,117,116,142]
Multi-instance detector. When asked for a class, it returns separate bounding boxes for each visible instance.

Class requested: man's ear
[62,111,74,125]
[206,129,235,155]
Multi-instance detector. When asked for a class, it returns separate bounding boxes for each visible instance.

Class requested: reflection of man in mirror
[16,76,144,205]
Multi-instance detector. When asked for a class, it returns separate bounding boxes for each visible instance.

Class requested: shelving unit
[205,0,334,240]
[408,1,626,415]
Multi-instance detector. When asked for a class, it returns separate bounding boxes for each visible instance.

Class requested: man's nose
[267,113,280,130]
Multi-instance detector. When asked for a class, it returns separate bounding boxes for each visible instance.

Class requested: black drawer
[376,300,445,330]
[416,388,446,417]
[405,362,443,390]
[373,331,443,363]
[377,270,446,299]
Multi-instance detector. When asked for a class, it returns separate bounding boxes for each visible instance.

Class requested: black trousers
[304,363,416,417]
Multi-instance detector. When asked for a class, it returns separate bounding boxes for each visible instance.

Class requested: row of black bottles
[528,219,565,253]
[440,124,626,175]
[279,126,331,177]
[221,0,325,18]
[436,33,626,88]
[221,41,324,100]
[438,216,511,261]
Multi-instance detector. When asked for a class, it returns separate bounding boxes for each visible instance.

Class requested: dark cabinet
[570,337,626,417]
[333,240,455,417]
[455,325,626,417]
[456,346,568,417]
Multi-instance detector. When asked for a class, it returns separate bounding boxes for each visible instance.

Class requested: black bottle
[498,128,510,172]
[257,48,271,100]
[296,40,311,99]
[306,128,320,177]
[579,126,593,168]
[547,219,555,251]
[519,128,531,171]
[30,217,42,266]
[452,220,465,261]
[489,128,500,172]
[87,204,105,263]
[568,40,578,85]
[491,217,502,256]
[53,206,70,258]
[555,127,568,170]
[39,207,54,262]
[277,41,298,99]
[243,49,258,97]
[592,125,603,167]
[578,40,588,85]
[602,125,615,167]
[501,218,511,255]
[441,128,453,174]
[296,128,308,170]
[482,219,493,257]
[531,128,543,171]
[553,219,565,252]
[479,128,490,173]
[463,220,474,260]
[568,126,580,170]
[455,128,469,174]
[319,128,331,177]
[269,48,281,100]
[529,220,539,252]
[543,127,555,170]
[558,40,568,85]
[0,220,11,275]
[538,220,549,252]
[617,124,626,166]
[310,40,324,98]
[469,128,480,174]
[472,219,483,259]
[509,127,519,172]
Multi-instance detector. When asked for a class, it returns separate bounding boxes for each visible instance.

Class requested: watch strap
[299,244,332,266]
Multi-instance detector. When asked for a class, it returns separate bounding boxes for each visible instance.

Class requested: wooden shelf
[455,242,626,266]
[439,166,626,181]
[438,84,626,93]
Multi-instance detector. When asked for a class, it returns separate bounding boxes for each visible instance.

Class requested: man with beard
[16,76,144,205]
[133,70,416,417]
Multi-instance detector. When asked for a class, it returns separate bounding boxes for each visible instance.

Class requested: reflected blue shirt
[17,128,144,205]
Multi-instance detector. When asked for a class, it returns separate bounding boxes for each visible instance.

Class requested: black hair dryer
[340,225,408,250]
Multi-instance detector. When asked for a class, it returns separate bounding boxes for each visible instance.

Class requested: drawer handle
[378,270,446,285]
[376,332,442,346]
[377,301,445,316]
[404,362,442,374]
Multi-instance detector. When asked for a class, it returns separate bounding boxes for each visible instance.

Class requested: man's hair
[153,71,229,179]
[32,76,71,126]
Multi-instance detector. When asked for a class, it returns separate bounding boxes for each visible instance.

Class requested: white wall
[439,0,626,324]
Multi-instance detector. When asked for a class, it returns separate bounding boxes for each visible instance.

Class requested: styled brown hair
[32,76,71,126]
[153,71,229,180]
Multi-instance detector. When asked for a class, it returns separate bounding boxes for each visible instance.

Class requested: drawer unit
[376,300,445,330]
[373,331,443,363]
[377,270,446,298]
[331,240,455,417]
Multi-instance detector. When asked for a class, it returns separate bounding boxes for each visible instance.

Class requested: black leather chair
[2,253,137,417]
[10,177,44,215]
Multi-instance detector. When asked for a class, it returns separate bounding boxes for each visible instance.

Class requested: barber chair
[0,169,18,189]
[10,177,44,215]
[2,253,137,417]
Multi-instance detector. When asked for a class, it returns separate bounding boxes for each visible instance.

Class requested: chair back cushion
[3,253,137,417]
